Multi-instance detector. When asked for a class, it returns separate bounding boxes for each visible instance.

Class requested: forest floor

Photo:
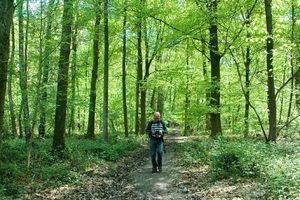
[26,128,259,200]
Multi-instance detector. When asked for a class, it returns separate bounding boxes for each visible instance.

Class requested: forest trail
[28,128,189,200]
[26,129,258,199]
[122,128,188,199]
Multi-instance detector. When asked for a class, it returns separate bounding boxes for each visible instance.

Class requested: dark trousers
[149,137,163,170]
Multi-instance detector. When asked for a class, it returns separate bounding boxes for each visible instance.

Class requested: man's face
[154,115,160,122]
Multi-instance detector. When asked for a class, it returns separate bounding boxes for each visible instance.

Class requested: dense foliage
[174,136,300,199]
[0,0,300,198]
[1,0,299,140]
[0,135,142,198]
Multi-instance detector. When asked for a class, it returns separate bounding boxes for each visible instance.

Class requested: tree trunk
[184,39,191,136]
[39,0,55,137]
[244,19,251,137]
[264,0,277,141]
[135,1,143,136]
[150,88,156,111]
[0,0,14,162]
[285,0,296,127]
[122,0,129,137]
[244,45,250,138]
[68,25,77,137]
[208,0,222,137]
[8,17,18,137]
[102,0,109,141]
[18,1,32,143]
[87,2,101,139]
[53,0,73,151]
[201,38,211,131]
[157,90,164,115]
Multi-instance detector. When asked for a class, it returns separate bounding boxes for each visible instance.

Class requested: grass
[0,135,143,198]
[174,135,300,199]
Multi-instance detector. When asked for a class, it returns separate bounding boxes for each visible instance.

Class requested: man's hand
[151,130,162,135]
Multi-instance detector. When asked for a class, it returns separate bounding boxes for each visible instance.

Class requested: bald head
[153,112,161,122]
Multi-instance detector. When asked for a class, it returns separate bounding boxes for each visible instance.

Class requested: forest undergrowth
[1,130,300,199]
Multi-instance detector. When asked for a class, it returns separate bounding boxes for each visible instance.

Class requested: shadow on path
[123,128,188,199]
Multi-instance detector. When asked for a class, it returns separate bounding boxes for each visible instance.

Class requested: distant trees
[1,0,300,153]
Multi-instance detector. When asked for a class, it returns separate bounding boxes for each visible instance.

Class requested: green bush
[0,135,142,199]
[41,162,80,186]
[210,152,242,179]
[174,136,300,198]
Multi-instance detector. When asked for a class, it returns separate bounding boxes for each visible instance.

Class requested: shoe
[152,168,157,173]
[158,168,162,172]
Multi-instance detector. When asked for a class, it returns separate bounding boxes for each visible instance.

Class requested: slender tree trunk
[140,4,149,135]
[8,17,18,137]
[244,46,250,137]
[286,0,296,126]
[141,0,163,134]
[68,25,77,137]
[135,0,143,135]
[157,90,164,115]
[30,0,44,139]
[53,0,73,151]
[39,0,55,137]
[102,0,109,141]
[201,38,211,131]
[295,69,300,111]
[87,2,101,139]
[140,62,149,135]
[184,39,191,136]
[244,19,251,137]
[264,0,276,142]
[122,0,129,137]
[24,0,37,169]
[208,0,222,137]
[150,88,156,111]
[0,0,14,163]
[18,1,32,143]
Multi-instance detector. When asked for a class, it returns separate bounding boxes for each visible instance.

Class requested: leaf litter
[22,130,263,200]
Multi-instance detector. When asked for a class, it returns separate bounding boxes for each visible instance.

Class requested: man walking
[145,112,168,173]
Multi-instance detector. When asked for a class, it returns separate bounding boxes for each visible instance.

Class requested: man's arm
[145,121,152,135]
[162,121,168,134]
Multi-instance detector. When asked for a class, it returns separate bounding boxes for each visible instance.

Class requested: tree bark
[264,0,277,141]
[53,0,73,151]
[8,17,17,137]
[286,0,296,126]
[201,38,211,131]
[0,0,14,162]
[184,39,191,136]
[18,0,31,143]
[244,45,250,138]
[244,19,251,137]
[39,0,56,137]
[102,0,109,141]
[122,0,129,137]
[135,0,143,136]
[208,0,222,137]
[68,22,77,137]
[87,1,101,139]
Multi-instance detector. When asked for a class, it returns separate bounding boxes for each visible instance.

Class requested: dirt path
[28,129,188,200]
[26,130,259,199]
[123,130,187,199]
